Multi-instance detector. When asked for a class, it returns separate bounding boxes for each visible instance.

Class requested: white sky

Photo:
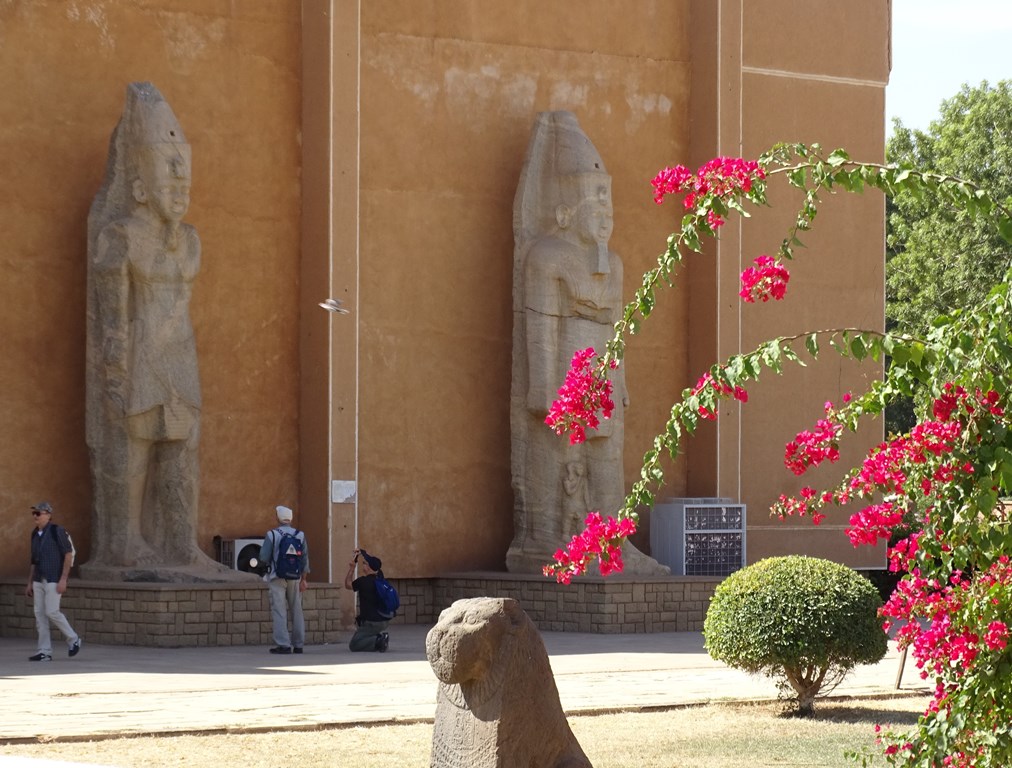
[887,0,1012,133]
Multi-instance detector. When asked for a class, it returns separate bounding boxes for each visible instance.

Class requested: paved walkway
[0,626,929,744]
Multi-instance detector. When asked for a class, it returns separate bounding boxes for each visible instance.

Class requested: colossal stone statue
[507,111,668,577]
[427,597,592,768]
[83,83,232,582]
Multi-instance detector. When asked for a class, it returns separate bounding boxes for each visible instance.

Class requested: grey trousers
[33,580,78,655]
[349,619,389,652]
[268,578,305,649]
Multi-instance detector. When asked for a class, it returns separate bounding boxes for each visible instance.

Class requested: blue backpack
[375,574,399,619]
[273,529,304,580]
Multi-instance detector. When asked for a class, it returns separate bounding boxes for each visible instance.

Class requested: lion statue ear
[502,597,526,629]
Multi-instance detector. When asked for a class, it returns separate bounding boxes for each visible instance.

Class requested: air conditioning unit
[650,498,746,577]
[216,537,264,573]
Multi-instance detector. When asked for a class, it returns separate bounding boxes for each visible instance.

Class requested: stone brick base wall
[0,580,345,648]
[429,573,720,633]
[0,573,719,647]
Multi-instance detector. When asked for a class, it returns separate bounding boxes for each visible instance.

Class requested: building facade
[1,1,890,625]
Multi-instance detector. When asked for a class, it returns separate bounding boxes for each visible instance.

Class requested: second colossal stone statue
[507,111,668,577]
[83,83,233,581]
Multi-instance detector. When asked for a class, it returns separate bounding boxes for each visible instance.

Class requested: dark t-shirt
[352,572,386,622]
[30,524,72,582]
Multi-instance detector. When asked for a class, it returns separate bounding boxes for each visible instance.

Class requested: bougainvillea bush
[703,555,887,716]
[542,142,1012,767]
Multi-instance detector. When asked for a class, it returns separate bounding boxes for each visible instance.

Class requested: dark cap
[31,502,53,514]
[359,549,382,572]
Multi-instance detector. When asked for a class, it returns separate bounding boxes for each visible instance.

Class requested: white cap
[275,505,293,523]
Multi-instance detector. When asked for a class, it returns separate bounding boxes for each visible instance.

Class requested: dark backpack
[374,574,400,619]
[273,529,304,580]
[50,524,76,567]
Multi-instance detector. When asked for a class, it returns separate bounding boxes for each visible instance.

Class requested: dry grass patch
[1,696,924,768]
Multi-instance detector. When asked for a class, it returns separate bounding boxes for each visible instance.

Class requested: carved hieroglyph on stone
[507,111,669,577]
[83,83,239,582]
[427,597,592,768]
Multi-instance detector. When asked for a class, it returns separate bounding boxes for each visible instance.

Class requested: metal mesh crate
[650,499,746,577]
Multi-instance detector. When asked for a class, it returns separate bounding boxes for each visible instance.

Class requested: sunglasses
[31,511,50,517]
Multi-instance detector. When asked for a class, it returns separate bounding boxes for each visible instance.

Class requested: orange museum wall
[349,1,694,577]
[0,3,303,576]
[0,0,890,583]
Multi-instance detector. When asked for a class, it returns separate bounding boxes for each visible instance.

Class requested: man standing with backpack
[259,505,309,654]
[344,548,396,652]
[26,501,81,662]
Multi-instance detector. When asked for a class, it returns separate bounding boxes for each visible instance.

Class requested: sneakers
[374,632,390,653]
[269,646,292,654]
[31,639,82,661]
[293,647,303,654]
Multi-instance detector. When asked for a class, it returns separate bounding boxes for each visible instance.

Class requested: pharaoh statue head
[123,84,192,235]
[551,116,614,273]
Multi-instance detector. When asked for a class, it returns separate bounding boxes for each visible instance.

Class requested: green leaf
[850,336,867,360]
[999,215,1012,246]
[827,148,850,167]
[788,167,807,188]
[805,333,820,358]
[639,291,655,318]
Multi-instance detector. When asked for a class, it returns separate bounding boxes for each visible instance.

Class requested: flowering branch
[542,142,1012,765]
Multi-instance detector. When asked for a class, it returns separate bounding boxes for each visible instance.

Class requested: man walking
[259,505,309,654]
[26,502,81,662]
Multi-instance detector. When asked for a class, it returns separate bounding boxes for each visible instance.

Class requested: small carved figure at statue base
[427,597,593,768]
[83,82,247,583]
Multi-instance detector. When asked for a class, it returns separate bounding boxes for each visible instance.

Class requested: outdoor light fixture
[318,297,350,314]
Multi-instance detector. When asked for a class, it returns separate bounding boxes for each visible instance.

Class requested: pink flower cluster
[774,387,981,541]
[933,382,1006,422]
[848,419,963,499]
[775,486,827,525]
[882,559,1012,685]
[543,512,638,584]
[777,415,965,535]
[739,255,790,303]
[650,156,765,227]
[984,620,1010,651]
[845,502,904,546]
[783,403,843,475]
[691,370,748,421]
[773,378,1012,763]
[887,532,920,573]
[545,348,615,445]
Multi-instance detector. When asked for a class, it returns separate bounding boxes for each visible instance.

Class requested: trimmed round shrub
[703,555,887,715]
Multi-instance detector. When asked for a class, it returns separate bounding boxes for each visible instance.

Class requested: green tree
[885,81,1012,435]
[887,80,1012,337]
[703,556,886,717]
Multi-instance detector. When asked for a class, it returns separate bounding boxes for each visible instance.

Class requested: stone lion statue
[426,597,592,768]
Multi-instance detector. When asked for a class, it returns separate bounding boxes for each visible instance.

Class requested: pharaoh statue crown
[551,113,610,207]
[123,82,191,182]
